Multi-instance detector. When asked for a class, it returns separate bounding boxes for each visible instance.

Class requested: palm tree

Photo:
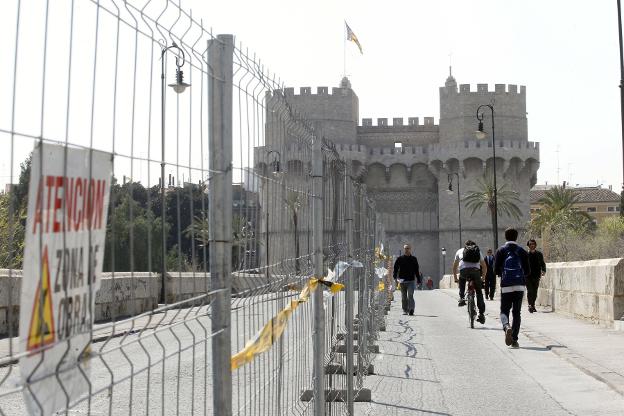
[284,191,303,274]
[529,186,593,235]
[183,213,253,270]
[463,174,523,247]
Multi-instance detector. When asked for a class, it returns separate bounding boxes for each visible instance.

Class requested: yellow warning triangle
[27,247,56,351]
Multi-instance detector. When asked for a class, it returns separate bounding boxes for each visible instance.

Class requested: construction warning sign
[19,143,112,416]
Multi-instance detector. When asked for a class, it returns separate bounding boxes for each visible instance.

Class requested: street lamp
[160,41,190,303]
[476,104,499,250]
[267,150,282,174]
[447,172,462,248]
[617,0,624,219]
[441,247,447,277]
[264,150,282,285]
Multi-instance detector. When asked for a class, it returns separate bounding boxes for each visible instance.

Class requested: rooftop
[530,185,620,204]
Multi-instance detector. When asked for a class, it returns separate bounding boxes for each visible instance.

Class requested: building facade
[531,185,621,224]
[257,74,540,284]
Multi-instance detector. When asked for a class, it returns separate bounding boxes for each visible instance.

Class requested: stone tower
[257,74,539,284]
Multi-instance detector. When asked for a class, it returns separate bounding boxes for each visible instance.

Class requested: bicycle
[467,279,477,328]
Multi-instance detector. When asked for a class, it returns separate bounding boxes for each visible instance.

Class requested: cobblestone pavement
[356,290,624,416]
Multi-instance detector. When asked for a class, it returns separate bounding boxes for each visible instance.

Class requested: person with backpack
[494,228,531,349]
[452,240,487,324]
[526,239,546,313]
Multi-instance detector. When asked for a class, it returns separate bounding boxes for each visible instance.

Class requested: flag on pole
[345,22,363,54]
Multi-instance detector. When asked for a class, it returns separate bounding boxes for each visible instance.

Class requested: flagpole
[343,21,347,78]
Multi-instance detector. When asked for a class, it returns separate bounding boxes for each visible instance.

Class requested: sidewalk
[440,288,624,396]
[357,289,624,415]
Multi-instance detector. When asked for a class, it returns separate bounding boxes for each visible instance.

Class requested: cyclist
[453,239,487,324]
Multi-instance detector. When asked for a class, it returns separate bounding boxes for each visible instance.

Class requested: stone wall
[0,270,269,336]
[536,258,624,327]
[439,258,624,327]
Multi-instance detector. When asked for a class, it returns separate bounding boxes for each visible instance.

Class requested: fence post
[208,34,234,416]
[312,133,325,414]
[344,174,355,414]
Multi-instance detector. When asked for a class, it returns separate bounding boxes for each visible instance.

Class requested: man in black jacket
[526,239,546,313]
[393,244,421,316]
[484,248,496,300]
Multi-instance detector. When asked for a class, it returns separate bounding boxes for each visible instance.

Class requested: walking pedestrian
[526,239,546,313]
[484,248,496,300]
[453,240,487,324]
[494,228,531,349]
[393,244,421,316]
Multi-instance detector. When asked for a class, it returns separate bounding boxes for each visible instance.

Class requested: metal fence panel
[0,1,390,414]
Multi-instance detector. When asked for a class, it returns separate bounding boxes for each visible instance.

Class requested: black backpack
[463,244,481,263]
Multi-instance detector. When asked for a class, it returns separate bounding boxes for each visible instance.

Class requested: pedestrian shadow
[520,345,565,352]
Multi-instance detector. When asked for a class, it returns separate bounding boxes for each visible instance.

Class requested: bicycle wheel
[468,295,475,328]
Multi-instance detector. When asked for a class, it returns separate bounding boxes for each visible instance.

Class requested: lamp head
[441,247,446,256]
[271,160,281,174]
[168,68,190,94]
[475,120,487,140]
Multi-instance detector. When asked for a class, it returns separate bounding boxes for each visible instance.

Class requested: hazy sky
[1,0,622,191]
[195,0,623,190]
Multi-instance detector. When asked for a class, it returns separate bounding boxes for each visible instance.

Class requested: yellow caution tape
[374,245,391,266]
[231,277,345,370]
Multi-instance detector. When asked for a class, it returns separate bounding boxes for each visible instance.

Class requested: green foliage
[463,174,523,220]
[103,185,167,272]
[529,186,593,236]
[0,193,25,268]
[529,198,624,262]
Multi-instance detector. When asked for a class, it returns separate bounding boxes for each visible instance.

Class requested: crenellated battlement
[268,86,352,98]
[442,83,526,95]
[359,117,437,128]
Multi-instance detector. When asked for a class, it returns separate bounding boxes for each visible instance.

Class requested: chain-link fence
[0,1,390,414]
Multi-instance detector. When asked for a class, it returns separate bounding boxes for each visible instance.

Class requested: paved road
[356,289,624,415]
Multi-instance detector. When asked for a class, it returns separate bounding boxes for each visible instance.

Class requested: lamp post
[441,247,447,278]
[617,0,624,218]
[160,42,190,303]
[447,172,462,247]
[264,150,282,285]
[476,104,499,250]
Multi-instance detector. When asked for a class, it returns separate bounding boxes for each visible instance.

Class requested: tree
[285,191,303,274]
[0,193,25,269]
[103,183,166,272]
[529,186,593,236]
[463,174,523,246]
[184,213,255,271]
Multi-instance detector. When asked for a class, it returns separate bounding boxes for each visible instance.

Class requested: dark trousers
[459,268,485,315]
[484,274,496,299]
[526,276,540,307]
[400,280,416,312]
[500,291,524,342]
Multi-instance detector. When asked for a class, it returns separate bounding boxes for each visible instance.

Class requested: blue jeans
[400,280,416,312]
